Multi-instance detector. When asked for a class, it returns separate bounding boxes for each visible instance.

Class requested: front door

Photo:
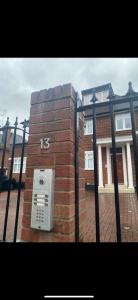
[111,148,124,184]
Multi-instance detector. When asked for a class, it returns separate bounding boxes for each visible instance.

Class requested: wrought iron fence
[0,118,29,242]
[75,82,138,242]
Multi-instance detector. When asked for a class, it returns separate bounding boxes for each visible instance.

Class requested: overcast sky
[0,57,138,125]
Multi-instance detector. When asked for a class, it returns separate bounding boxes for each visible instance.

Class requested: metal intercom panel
[31,169,55,231]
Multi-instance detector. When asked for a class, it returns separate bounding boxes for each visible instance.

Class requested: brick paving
[0,191,24,241]
[85,191,138,242]
[0,190,138,242]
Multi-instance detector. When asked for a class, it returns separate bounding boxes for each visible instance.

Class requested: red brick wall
[0,149,10,170]
[0,129,11,171]
[68,111,94,242]
[78,116,95,242]
[21,83,85,242]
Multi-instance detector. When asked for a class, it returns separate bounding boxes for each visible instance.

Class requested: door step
[99,185,135,193]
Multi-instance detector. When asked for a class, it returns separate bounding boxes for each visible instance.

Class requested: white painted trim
[98,145,103,187]
[96,135,133,145]
[13,156,27,174]
[126,142,133,188]
[106,146,112,184]
[84,118,93,135]
[122,146,127,186]
[84,132,93,136]
[85,151,94,170]
[116,128,131,132]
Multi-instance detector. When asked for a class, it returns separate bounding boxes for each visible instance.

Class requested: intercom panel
[31,169,55,231]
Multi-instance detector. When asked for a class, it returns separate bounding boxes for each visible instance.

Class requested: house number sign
[40,138,50,149]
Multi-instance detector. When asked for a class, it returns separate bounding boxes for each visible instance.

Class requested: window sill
[116,128,132,132]
[13,172,25,174]
[84,99,109,105]
[84,133,93,136]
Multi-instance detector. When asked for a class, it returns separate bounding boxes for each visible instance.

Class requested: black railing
[109,100,121,242]
[13,120,29,242]
[0,118,29,242]
[90,91,100,243]
[74,93,80,242]
[75,82,138,243]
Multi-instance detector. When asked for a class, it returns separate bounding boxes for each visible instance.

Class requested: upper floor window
[96,90,109,102]
[83,94,93,105]
[83,89,109,105]
[84,119,93,135]
[115,113,131,131]
[85,151,94,170]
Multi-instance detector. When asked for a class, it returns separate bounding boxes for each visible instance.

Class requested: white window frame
[115,113,132,131]
[84,118,93,135]
[96,90,109,102]
[83,90,109,105]
[22,157,27,173]
[12,157,27,174]
[83,94,93,105]
[85,151,94,170]
[12,157,20,173]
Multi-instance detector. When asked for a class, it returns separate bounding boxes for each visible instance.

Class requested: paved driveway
[85,191,138,242]
[0,190,138,242]
[0,191,23,241]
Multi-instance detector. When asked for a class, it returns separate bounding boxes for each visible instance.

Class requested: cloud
[0,57,138,125]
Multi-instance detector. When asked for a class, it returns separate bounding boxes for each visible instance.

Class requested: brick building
[82,82,137,192]
[0,82,137,242]
[0,131,11,174]
[0,130,28,182]
[0,82,137,193]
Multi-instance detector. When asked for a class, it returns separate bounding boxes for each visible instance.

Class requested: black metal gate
[75,82,138,242]
[0,118,29,242]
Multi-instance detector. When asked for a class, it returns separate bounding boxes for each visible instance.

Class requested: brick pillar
[21,83,79,242]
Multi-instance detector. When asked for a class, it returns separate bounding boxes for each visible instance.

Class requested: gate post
[21,83,85,242]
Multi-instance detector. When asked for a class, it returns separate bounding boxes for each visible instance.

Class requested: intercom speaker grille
[31,169,55,231]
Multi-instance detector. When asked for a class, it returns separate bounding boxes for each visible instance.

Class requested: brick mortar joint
[31,94,77,106]
[27,141,75,147]
[30,118,75,126]
[30,107,75,117]
[22,226,75,237]
[55,203,75,208]
[28,129,75,136]
[20,177,75,181]
[54,216,75,222]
